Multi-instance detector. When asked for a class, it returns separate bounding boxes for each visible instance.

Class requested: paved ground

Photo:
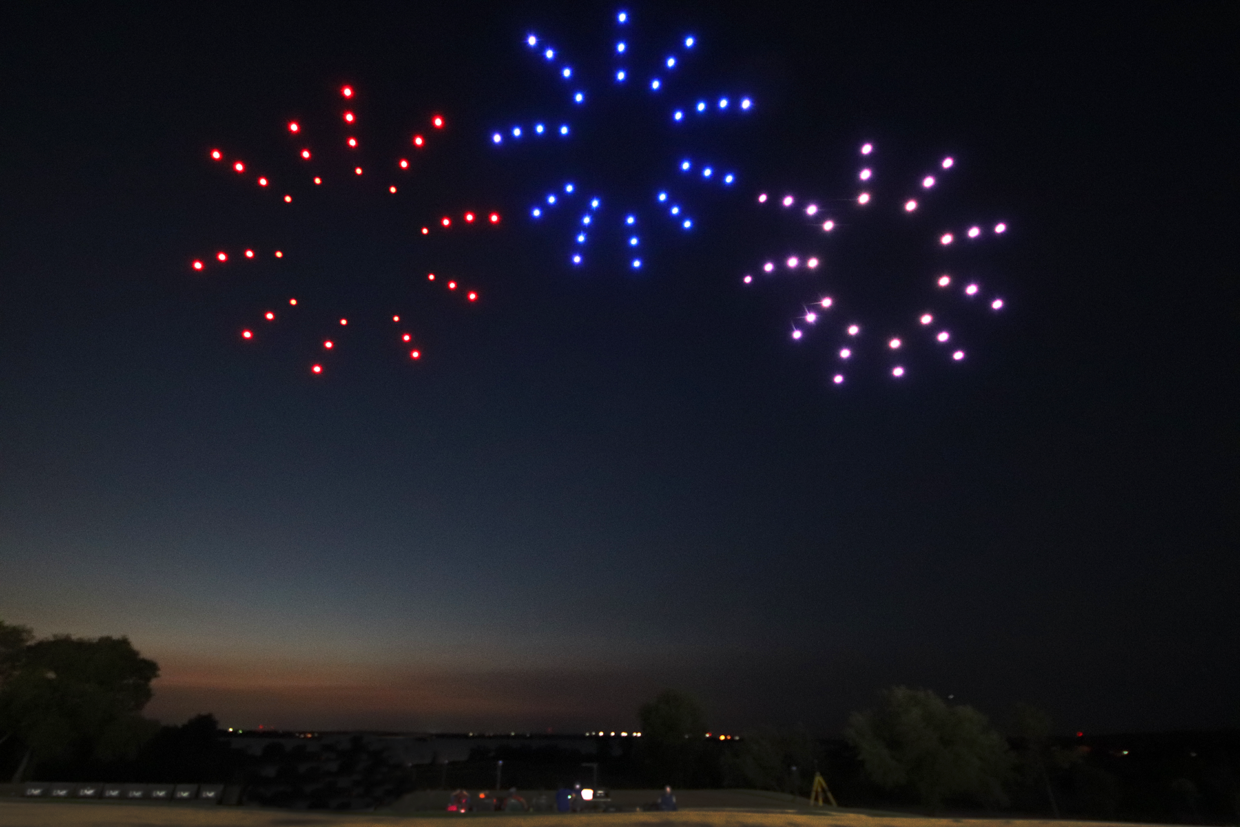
[0,799,1159,827]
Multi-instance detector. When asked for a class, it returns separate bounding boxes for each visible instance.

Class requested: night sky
[1,2,1236,736]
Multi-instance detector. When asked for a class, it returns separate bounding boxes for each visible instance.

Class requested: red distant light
[323,340,333,349]
[410,350,421,359]
[432,115,444,128]
[1076,731,1084,738]
[192,260,204,270]
[389,186,397,194]
[288,122,300,132]
[210,149,222,160]
[464,212,475,222]
[344,112,355,123]
[402,333,411,342]
[441,217,450,227]
[489,212,500,223]
[301,149,311,159]
[274,251,283,258]
[427,273,435,281]
[339,318,348,326]
[289,298,297,305]
[413,135,424,147]
[258,177,268,186]
[392,315,400,322]
[233,161,245,173]
[284,195,292,202]
[242,330,252,339]
[448,281,457,290]
[347,137,357,147]
[217,252,227,261]
[314,177,322,185]
[354,167,363,175]
[312,364,322,374]
[399,159,409,168]
[421,227,428,235]
[341,86,353,97]
[468,291,477,301]
[245,249,254,258]
[265,312,274,320]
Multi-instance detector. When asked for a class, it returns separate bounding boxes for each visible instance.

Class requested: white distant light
[994,222,1007,233]
[861,143,873,155]
[782,195,794,207]
[741,98,752,109]
[922,175,935,188]
[562,67,572,78]
[833,374,844,384]
[651,79,661,90]
[805,312,817,323]
[617,41,626,53]
[920,314,933,325]
[940,233,953,245]
[618,11,627,23]
[560,125,569,135]
[847,324,859,336]
[892,366,905,377]
[681,160,691,170]
[531,208,541,217]
[965,283,979,295]
[685,36,695,47]
[991,298,1004,310]
[492,133,502,143]
[702,167,713,177]
[805,204,818,216]
[858,192,870,205]
[565,183,574,193]
[512,127,522,137]
[889,338,901,349]
[670,206,680,214]
[905,199,917,212]
[618,71,628,82]
[942,157,954,169]
[819,297,832,308]
[807,257,819,268]
[822,220,835,231]
[953,350,965,360]
[968,226,981,238]
[786,257,798,268]
[763,262,774,272]
[574,92,584,103]
[672,109,682,119]
[859,168,872,181]
[545,49,555,59]
[743,275,752,284]
[668,57,677,68]
[791,329,803,340]
[757,193,768,203]
[718,97,728,108]
[839,348,851,359]
[535,123,545,133]
[937,330,950,342]
[527,35,537,47]
[937,275,951,287]
[724,174,734,184]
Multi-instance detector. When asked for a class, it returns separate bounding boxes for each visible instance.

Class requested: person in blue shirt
[658,786,677,811]
[555,785,574,812]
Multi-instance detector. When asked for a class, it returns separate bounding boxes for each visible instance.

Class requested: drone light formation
[192,85,494,376]
[500,9,754,270]
[744,142,1010,386]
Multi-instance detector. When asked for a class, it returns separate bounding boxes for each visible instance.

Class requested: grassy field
[0,798,1160,827]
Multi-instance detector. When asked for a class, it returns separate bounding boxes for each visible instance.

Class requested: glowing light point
[724,174,734,184]
[847,325,860,336]
[668,58,677,69]
[860,168,872,181]
[651,79,661,90]
[464,212,475,222]
[702,167,712,177]
[532,208,542,217]
[217,252,227,262]
[858,193,870,205]
[512,127,522,138]
[413,135,424,147]
[718,97,728,108]
[535,123,545,133]
[421,226,429,233]
[192,260,203,270]
[301,149,311,159]
[741,98,752,109]
[806,204,818,216]
[758,193,767,203]
[938,275,951,287]
[807,257,819,268]
[283,195,292,202]
[965,283,979,295]
[786,256,799,268]
[433,116,444,128]
[574,92,584,103]
[743,275,752,284]
[344,112,355,123]
[560,125,569,135]
[562,67,572,78]
[490,213,500,223]
[399,159,409,168]
[670,206,680,215]
[492,133,502,144]
[233,161,245,173]
[566,183,575,193]
[685,36,695,47]
[820,297,833,308]
[922,175,935,188]
[658,192,668,202]
[782,195,794,207]
[288,122,299,132]
[547,195,556,204]
[937,330,950,342]
[696,101,706,113]
[572,254,582,264]
[618,11,627,23]
[346,136,357,147]
[822,220,835,231]
[264,311,274,320]
[577,234,586,243]
[447,282,456,290]
[545,49,554,59]
[920,313,933,325]
[892,366,905,377]
[274,251,283,258]
[626,215,636,225]
[833,374,844,384]
[245,249,254,258]
[341,86,353,97]
[410,350,421,360]
[323,340,333,349]
[314,177,321,184]
[617,41,626,53]
[791,329,803,340]
[631,259,642,269]
[889,338,901,349]
[442,217,451,227]
[861,143,873,155]
[242,330,252,339]
[210,149,222,160]
[681,160,691,171]
[527,35,537,46]
[393,316,400,322]
[682,219,692,229]
[402,333,411,341]
[940,233,953,245]
[995,222,1007,233]
[312,364,322,374]
[953,350,965,360]
[339,318,348,326]
[619,71,628,82]
[468,291,478,301]
[839,348,851,359]
[763,262,774,273]
[805,312,818,323]
[991,298,1004,310]
[354,167,363,175]
[289,298,296,306]
[941,157,954,169]
[968,226,981,238]
[629,236,638,246]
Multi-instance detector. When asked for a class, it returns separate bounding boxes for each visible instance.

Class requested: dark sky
[1,1,1236,736]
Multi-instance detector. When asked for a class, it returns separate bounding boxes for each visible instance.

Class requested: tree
[1011,702,1079,817]
[637,689,709,786]
[0,624,160,779]
[721,726,821,793]
[845,686,1013,812]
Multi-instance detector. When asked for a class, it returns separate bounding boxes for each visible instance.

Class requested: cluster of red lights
[191,249,283,271]
[422,211,501,234]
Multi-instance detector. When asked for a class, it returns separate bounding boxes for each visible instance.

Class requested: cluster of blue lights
[492,123,570,144]
[504,10,753,271]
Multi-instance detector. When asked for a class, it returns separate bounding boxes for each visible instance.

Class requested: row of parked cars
[22,782,224,802]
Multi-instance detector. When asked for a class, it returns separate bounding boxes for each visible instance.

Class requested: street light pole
[496,759,503,791]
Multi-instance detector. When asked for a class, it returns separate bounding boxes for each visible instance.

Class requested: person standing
[658,785,677,811]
